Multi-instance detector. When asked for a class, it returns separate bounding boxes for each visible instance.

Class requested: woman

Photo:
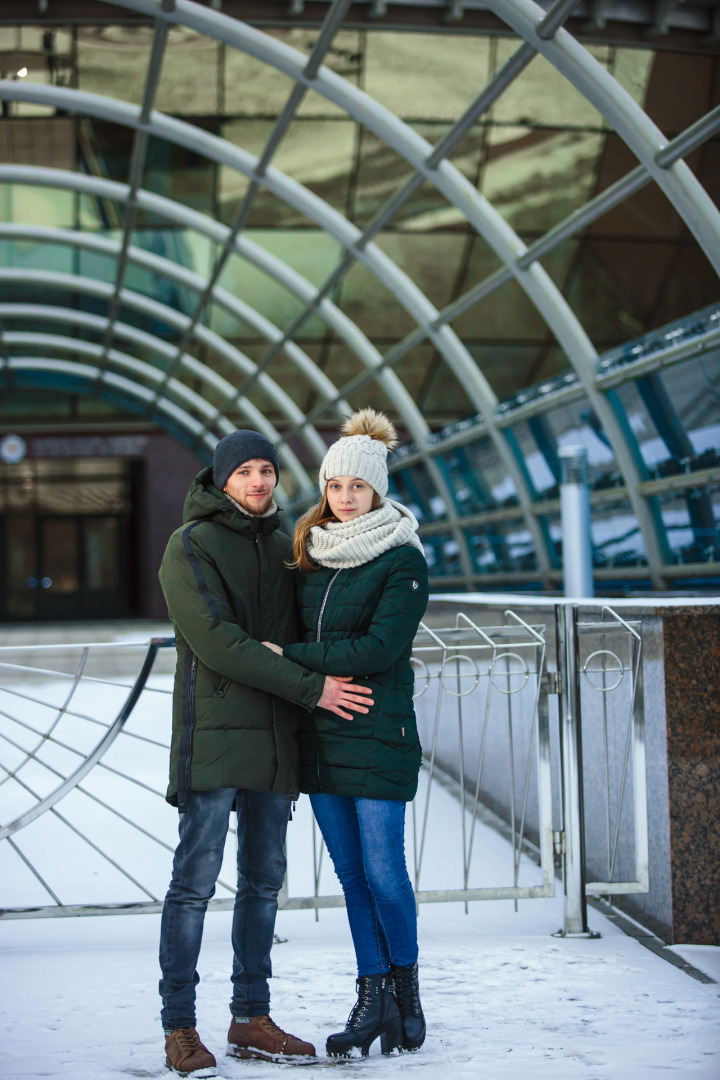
[262,408,429,1059]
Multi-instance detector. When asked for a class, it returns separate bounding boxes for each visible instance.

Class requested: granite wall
[421,597,719,946]
[662,607,720,946]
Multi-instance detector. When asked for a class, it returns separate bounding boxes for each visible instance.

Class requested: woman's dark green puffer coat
[283,544,429,801]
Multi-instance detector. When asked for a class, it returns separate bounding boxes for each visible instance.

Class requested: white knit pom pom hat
[318,408,398,498]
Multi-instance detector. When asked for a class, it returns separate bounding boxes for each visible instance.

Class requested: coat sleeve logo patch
[411,580,419,591]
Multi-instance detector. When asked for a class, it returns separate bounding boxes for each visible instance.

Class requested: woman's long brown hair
[292,487,382,572]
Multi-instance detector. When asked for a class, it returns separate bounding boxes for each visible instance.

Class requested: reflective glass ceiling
[0,0,718,593]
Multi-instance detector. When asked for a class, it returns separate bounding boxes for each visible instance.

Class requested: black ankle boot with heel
[391,962,426,1051]
[326,973,404,1058]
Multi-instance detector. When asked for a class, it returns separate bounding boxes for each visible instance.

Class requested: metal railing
[0,603,650,934]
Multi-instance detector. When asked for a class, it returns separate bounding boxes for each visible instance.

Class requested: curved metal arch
[6,355,211,445]
[489,0,720,277]
[0,164,427,446]
[0,221,330,466]
[0,84,544,579]
[0,269,311,495]
[0,168,478,581]
[4,356,297,502]
[90,0,718,579]
[5,330,239,428]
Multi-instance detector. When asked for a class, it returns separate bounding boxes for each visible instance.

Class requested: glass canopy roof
[0,0,718,592]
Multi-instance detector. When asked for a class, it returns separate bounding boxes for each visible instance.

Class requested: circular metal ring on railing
[410,656,431,699]
[441,654,480,697]
[491,651,530,695]
[583,649,625,692]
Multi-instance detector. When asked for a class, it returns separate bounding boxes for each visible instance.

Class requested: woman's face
[326,476,375,521]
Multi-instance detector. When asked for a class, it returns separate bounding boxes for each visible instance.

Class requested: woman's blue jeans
[310,794,418,977]
[159,787,291,1030]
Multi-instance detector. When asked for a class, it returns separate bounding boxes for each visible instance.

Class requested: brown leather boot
[164,1027,217,1077]
[227,1014,316,1062]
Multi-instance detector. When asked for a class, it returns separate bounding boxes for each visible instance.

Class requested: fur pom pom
[339,408,398,451]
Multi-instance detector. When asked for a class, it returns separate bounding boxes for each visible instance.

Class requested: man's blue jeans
[310,794,418,977]
[159,788,291,1030]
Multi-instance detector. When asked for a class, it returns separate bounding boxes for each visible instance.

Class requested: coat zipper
[315,568,342,788]
[184,651,198,796]
[316,569,342,641]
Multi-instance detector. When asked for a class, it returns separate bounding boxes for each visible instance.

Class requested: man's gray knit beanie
[212,430,280,490]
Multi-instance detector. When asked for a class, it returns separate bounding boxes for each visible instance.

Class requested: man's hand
[318,676,374,721]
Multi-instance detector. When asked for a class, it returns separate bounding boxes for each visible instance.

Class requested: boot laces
[256,1015,289,1046]
[348,977,378,1026]
[393,968,421,1016]
[175,1028,208,1054]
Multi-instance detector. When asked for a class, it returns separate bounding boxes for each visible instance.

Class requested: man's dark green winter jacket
[159,467,325,808]
[283,545,429,802]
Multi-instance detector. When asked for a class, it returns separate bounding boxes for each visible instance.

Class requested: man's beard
[236,493,273,516]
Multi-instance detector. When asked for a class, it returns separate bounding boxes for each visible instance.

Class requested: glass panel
[653,351,720,474]
[339,259,416,340]
[85,517,119,591]
[373,232,469,312]
[452,240,576,342]
[223,34,297,116]
[3,514,35,618]
[509,418,560,496]
[422,533,463,578]
[0,459,130,515]
[461,345,548,403]
[141,130,218,219]
[77,25,154,105]
[392,345,474,425]
[609,49,655,107]
[492,43,608,127]
[483,127,604,235]
[125,229,216,315]
[0,181,75,229]
[41,518,79,593]
[214,233,338,339]
[392,463,447,524]
[0,238,74,276]
[0,116,75,169]
[548,500,646,569]
[459,436,518,509]
[296,29,363,117]
[660,487,720,564]
[364,33,492,121]
[220,118,356,227]
[155,27,221,115]
[465,520,537,574]
[541,400,620,490]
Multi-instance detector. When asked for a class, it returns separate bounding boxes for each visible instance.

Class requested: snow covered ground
[1,627,719,1079]
[2,886,720,1080]
[2,803,719,1080]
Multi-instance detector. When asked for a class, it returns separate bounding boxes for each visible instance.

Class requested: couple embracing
[158,408,429,1076]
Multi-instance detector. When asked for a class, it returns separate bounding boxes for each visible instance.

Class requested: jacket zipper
[316,569,342,641]
[184,651,198,797]
[315,568,342,788]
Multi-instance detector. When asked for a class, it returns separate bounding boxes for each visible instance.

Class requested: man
[158,430,373,1077]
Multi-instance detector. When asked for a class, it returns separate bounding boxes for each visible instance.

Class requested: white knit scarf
[306,498,425,569]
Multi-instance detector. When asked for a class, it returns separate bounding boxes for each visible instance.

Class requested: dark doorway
[1,458,138,621]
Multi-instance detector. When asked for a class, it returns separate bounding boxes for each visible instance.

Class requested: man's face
[223,458,277,516]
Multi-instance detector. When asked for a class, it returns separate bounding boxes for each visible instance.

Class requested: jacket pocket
[213,676,232,697]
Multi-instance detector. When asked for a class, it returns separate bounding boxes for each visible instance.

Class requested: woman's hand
[261,641,283,655]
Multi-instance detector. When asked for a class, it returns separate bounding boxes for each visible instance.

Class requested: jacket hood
[182,466,281,536]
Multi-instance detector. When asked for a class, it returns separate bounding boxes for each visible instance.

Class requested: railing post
[559,444,594,598]
[555,602,592,936]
